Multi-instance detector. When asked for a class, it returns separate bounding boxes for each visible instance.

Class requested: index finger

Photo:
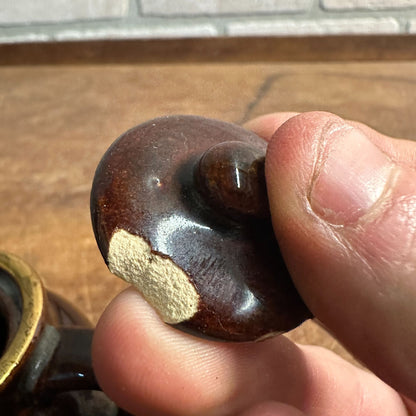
[93,289,411,416]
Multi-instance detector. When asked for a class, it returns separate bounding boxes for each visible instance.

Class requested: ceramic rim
[0,252,44,390]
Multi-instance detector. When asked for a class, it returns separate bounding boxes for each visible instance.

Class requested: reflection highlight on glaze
[154,214,212,253]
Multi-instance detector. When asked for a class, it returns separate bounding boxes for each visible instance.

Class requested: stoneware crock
[0,251,128,416]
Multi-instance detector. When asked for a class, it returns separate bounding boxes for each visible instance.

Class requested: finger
[265,111,416,400]
[343,120,416,168]
[243,112,299,141]
[93,289,410,416]
[240,402,307,416]
[246,112,416,168]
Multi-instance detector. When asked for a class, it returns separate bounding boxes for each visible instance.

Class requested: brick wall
[1,0,416,43]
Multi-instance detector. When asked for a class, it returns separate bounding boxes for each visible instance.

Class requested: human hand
[92,111,416,416]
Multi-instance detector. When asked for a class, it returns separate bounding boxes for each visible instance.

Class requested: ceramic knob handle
[195,141,269,221]
[90,115,312,342]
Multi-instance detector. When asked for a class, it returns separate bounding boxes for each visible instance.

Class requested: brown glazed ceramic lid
[91,115,311,342]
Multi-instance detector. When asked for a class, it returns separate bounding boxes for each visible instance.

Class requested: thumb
[265,111,416,401]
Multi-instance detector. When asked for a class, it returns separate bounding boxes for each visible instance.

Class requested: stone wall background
[1,0,416,43]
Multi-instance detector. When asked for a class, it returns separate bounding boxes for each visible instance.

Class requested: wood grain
[1,59,415,365]
[1,36,416,65]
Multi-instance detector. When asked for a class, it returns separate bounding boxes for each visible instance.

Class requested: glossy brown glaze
[195,141,269,221]
[0,253,127,415]
[91,115,312,342]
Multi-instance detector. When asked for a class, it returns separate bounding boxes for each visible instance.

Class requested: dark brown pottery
[0,252,128,415]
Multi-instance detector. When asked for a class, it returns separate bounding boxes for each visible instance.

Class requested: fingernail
[309,124,393,225]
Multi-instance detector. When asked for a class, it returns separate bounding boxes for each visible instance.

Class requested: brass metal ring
[0,252,44,390]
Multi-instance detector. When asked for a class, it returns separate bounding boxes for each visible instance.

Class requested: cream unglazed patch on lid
[108,228,200,324]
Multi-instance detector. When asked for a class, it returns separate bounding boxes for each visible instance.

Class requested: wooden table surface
[1,39,416,364]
